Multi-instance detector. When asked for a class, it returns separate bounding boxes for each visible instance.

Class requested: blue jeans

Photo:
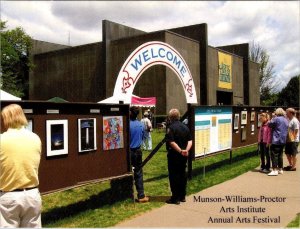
[130,148,145,199]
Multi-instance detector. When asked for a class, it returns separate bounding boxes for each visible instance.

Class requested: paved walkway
[117,157,300,228]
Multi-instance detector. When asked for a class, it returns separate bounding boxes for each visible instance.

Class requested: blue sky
[1,1,299,91]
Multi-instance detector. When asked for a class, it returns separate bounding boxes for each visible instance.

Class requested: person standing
[284,108,299,171]
[268,108,288,176]
[0,104,42,228]
[258,113,272,173]
[129,106,149,203]
[147,109,153,122]
[141,112,152,151]
[165,108,192,204]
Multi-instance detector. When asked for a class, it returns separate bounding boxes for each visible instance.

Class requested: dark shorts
[285,142,299,156]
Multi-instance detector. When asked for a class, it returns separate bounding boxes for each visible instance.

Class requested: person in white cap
[141,111,153,151]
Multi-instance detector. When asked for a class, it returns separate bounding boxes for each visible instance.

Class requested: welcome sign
[112,41,198,104]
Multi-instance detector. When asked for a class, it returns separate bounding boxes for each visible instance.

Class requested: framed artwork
[257,113,262,128]
[241,128,247,141]
[78,118,97,152]
[241,111,247,125]
[250,111,256,122]
[103,116,124,150]
[46,120,68,157]
[25,119,33,132]
[233,113,239,130]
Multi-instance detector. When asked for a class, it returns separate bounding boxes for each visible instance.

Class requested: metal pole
[203,147,206,178]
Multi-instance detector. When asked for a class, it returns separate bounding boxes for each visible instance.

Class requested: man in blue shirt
[130,106,149,203]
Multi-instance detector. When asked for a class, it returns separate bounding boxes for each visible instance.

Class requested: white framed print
[25,119,33,132]
[233,113,239,130]
[46,120,68,157]
[78,118,97,152]
[250,111,256,122]
[257,113,262,127]
[241,110,247,125]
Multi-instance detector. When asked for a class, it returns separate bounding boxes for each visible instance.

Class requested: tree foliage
[1,20,33,98]
[274,75,299,107]
[249,41,277,105]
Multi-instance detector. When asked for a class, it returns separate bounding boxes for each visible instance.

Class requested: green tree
[274,75,299,107]
[249,41,277,105]
[1,20,33,98]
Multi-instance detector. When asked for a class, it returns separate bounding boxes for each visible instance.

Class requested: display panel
[103,116,124,150]
[195,107,232,157]
[46,120,68,157]
[78,118,97,152]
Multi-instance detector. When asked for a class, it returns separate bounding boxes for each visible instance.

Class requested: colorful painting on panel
[103,116,124,150]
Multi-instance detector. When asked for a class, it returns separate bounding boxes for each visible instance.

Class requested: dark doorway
[217,91,233,105]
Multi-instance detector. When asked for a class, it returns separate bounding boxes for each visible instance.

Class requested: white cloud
[1,1,299,90]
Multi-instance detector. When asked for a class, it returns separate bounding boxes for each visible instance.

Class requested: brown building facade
[30,20,260,115]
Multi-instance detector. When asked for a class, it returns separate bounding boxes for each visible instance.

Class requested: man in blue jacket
[130,106,149,203]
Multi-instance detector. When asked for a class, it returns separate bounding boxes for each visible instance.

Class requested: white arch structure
[99,41,197,104]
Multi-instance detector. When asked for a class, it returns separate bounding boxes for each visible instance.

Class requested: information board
[195,107,232,157]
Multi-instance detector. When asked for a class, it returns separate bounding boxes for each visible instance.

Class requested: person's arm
[294,129,299,140]
[148,119,152,131]
[185,140,192,152]
[268,117,276,129]
[266,127,272,146]
[169,141,182,153]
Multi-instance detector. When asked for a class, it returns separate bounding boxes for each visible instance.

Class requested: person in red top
[258,113,272,173]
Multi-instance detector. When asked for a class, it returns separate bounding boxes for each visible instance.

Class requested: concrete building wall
[169,24,208,104]
[165,32,200,115]
[107,32,166,114]
[30,42,103,102]
[232,57,244,105]
[248,61,260,106]
[102,20,146,98]
[31,40,70,55]
[207,46,244,105]
[28,20,260,114]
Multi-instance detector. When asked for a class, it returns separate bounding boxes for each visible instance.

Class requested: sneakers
[268,170,278,176]
[284,165,292,171]
[278,169,284,174]
[259,168,264,172]
[262,169,270,173]
[137,196,149,203]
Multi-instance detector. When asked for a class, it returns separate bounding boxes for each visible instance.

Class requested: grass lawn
[287,213,300,228]
[42,129,259,227]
